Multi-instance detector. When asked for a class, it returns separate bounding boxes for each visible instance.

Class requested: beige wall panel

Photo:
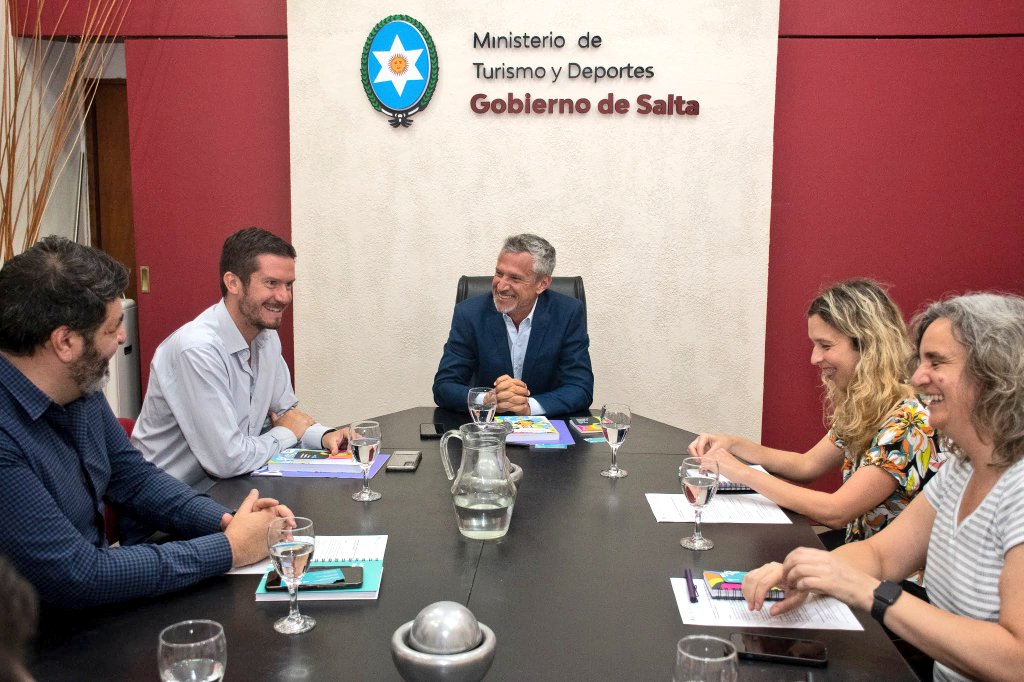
[288,1,779,438]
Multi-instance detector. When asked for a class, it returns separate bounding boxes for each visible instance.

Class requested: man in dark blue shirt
[0,237,291,608]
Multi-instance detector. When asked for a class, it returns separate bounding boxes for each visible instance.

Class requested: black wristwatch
[871,580,903,623]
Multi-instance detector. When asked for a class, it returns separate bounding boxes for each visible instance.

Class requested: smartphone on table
[419,423,444,439]
[387,450,422,472]
[265,566,363,591]
[729,633,827,667]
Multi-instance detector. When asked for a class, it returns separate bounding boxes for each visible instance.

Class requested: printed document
[646,493,792,524]
[671,578,863,630]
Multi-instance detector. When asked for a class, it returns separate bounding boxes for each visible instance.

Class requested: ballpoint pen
[684,568,698,603]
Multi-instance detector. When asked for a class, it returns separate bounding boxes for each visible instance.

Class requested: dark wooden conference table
[33,407,917,681]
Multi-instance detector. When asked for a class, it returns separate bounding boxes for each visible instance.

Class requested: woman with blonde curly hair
[689,279,942,546]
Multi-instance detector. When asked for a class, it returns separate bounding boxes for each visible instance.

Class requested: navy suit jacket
[432,290,594,416]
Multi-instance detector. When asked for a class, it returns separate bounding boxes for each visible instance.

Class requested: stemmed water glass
[673,635,738,682]
[467,387,497,423]
[599,403,630,478]
[350,420,382,501]
[680,456,719,550]
[158,619,226,681]
[267,516,316,634]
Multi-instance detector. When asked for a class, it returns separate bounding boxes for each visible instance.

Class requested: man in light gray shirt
[133,227,347,491]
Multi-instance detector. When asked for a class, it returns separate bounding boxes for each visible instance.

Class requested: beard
[238,289,284,331]
[70,337,111,395]
[493,296,513,314]
[492,290,520,315]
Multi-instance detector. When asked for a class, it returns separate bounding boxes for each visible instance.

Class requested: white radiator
[104,298,141,419]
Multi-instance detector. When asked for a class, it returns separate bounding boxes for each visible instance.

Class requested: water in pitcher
[441,421,518,540]
[453,495,514,539]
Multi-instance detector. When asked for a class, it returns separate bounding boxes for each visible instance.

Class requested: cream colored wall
[288,1,779,439]
[1,9,81,251]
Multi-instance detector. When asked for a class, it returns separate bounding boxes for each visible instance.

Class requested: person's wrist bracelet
[320,427,339,449]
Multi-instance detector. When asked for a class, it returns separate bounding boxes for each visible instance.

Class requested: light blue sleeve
[265,352,330,450]
[165,346,298,478]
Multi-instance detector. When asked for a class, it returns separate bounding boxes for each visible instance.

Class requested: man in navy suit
[433,234,594,416]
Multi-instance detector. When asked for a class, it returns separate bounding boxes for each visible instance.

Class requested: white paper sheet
[228,535,389,575]
[646,493,792,524]
[671,578,863,631]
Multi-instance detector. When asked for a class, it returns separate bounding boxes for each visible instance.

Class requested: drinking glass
[467,387,497,423]
[680,456,719,550]
[599,403,630,478]
[158,619,226,681]
[268,516,316,634]
[350,420,382,501]
[673,635,738,682]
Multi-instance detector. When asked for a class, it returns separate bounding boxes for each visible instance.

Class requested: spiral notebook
[703,569,784,601]
[307,535,388,562]
[681,464,769,492]
[254,535,388,601]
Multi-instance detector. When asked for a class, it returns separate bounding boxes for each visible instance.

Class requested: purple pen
[684,568,698,603]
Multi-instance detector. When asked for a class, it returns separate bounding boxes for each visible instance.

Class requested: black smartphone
[419,423,444,439]
[387,450,422,471]
[265,566,363,591]
[730,633,827,667]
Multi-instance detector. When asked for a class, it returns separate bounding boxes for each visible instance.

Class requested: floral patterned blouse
[828,397,943,543]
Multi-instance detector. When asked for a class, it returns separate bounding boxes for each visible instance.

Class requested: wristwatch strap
[320,427,338,449]
[871,580,903,623]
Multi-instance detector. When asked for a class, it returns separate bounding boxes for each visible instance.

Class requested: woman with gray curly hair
[743,292,1024,682]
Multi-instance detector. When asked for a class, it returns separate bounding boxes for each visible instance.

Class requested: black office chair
[455,275,587,328]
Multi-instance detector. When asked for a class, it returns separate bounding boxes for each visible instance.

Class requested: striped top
[923,455,1024,682]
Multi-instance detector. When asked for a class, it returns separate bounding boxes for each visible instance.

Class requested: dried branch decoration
[1,0,130,261]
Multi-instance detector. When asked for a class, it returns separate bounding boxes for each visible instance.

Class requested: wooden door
[85,80,137,300]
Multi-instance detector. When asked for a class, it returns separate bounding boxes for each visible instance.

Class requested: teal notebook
[255,561,383,601]
[255,535,386,601]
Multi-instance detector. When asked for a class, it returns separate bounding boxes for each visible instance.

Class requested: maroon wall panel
[763,36,1024,489]
[11,0,285,37]
[780,1,1024,36]
[126,38,292,388]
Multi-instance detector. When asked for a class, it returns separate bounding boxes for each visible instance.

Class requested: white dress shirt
[501,301,544,415]
[132,301,328,490]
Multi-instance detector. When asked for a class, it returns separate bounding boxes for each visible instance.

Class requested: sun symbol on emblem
[362,15,438,128]
[389,54,408,75]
